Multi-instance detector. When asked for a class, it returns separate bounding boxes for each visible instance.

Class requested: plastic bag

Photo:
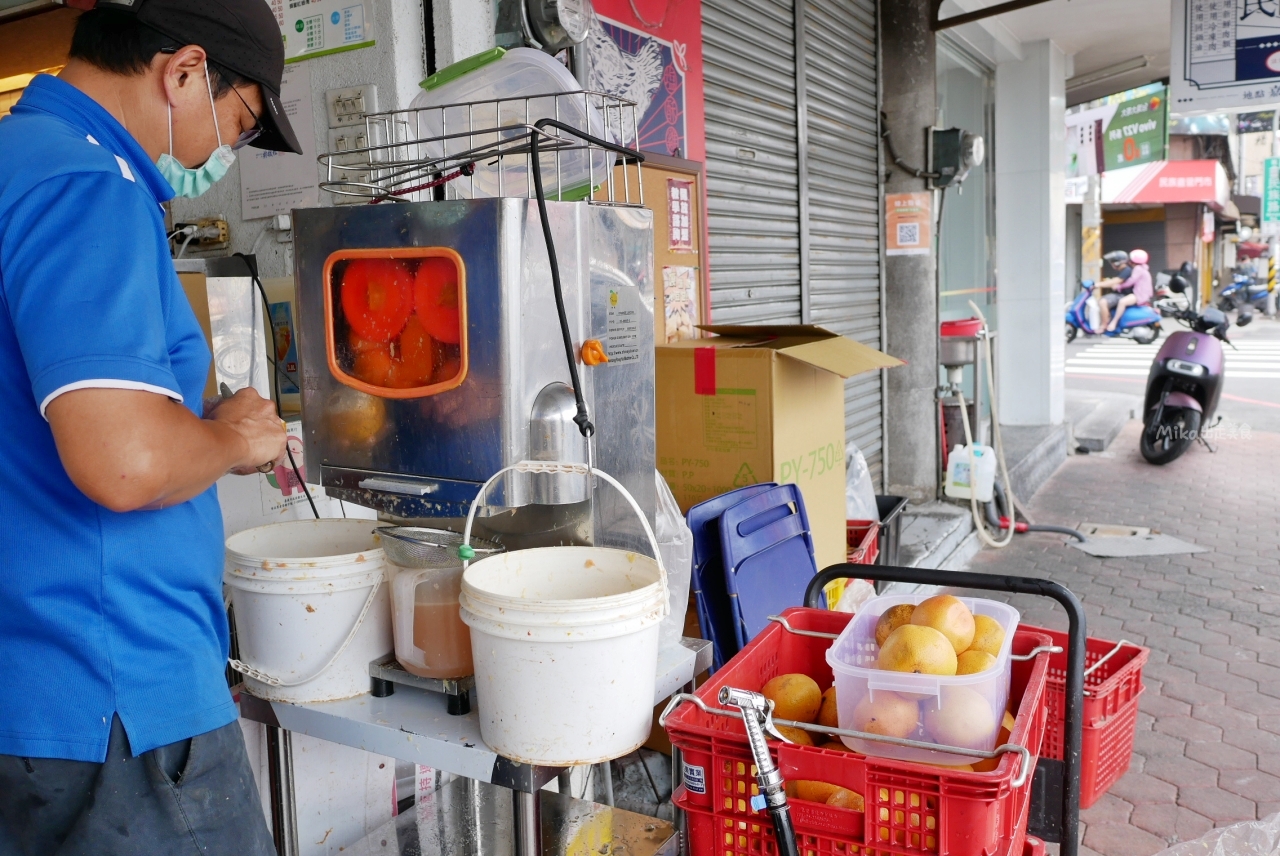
[1153,812,1280,855]
[655,470,694,650]
[845,442,877,522]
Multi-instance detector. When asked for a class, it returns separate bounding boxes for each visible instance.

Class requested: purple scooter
[1140,305,1249,464]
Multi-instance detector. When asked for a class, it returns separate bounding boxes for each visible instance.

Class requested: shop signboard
[1264,158,1280,223]
[1171,0,1280,113]
[1066,84,1168,177]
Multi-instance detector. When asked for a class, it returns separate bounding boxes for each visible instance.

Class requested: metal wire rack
[318,90,644,206]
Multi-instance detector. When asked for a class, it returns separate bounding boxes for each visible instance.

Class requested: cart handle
[659,691,1034,788]
[803,564,1086,856]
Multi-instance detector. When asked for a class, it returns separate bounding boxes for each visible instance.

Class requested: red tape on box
[694,347,716,396]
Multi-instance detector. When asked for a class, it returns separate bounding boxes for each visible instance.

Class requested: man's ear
[161,44,209,105]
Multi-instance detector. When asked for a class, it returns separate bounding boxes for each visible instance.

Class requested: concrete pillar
[880,0,939,503]
[995,40,1066,426]
[434,0,496,67]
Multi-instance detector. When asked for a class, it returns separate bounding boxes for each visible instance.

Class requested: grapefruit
[922,686,998,751]
[968,614,1006,657]
[414,257,462,344]
[821,741,855,753]
[875,603,915,647]
[826,788,865,811]
[792,780,841,803]
[817,686,839,728]
[972,712,1017,772]
[851,691,919,738]
[910,595,976,654]
[774,725,814,746]
[878,625,958,676]
[762,674,822,723]
[956,650,998,675]
[341,259,413,342]
[352,346,393,386]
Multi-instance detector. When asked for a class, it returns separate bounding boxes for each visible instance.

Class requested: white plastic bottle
[944,444,997,503]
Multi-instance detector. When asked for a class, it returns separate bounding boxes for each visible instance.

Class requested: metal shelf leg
[513,788,542,856]
[266,726,298,856]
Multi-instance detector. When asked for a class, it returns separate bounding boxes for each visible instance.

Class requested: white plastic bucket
[225,520,392,703]
[458,462,668,766]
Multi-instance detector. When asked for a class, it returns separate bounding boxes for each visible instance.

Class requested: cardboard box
[656,325,903,569]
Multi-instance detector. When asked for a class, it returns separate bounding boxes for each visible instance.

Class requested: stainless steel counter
[239,638,710,855]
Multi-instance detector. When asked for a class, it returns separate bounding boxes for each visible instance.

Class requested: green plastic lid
[457,544,476,560]
[420,47,507,91]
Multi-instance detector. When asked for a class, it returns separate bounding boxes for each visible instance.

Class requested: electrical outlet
[325,84,378,128]
[327,127,374,205]
[172,217,230,249]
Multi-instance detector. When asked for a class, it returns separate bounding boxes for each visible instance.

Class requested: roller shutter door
[702,0,883,483]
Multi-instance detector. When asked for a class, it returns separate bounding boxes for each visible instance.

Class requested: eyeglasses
[228,85,264,150]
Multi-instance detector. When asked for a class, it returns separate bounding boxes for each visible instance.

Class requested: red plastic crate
[847,520,880,565]
[1020,625,1149,808]
[667,608,1054,856]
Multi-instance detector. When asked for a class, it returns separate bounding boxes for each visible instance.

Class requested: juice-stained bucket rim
[461,461,668,611]
[225,520,388,580]
[461,545,667,616]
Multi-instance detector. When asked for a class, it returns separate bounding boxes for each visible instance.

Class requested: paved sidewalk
[966,421,1280,855]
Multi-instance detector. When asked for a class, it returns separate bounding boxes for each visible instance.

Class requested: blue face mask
[156,63,236,198]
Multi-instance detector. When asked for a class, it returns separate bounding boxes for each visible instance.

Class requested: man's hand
[47,387,285,513]
[210,388,287,475]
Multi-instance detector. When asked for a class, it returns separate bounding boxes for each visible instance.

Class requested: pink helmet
[1130,248,1149,265]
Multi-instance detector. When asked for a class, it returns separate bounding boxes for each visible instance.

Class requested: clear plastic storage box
[406,48,617,200]
[826,594,1020,765]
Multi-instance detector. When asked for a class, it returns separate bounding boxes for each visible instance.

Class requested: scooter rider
[1097,249,1154,332]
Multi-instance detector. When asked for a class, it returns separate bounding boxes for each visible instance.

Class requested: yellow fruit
[910,595,976,654]
[878,625,958,676]
[972,714,1016,772]
[875,603,916,647]
[923,686,998,751]
[956,650,998,675]
[821,741,855,753]
[969,614,1006,657]
[931,763,974,772]
[762,673,822,723]
[851,691,919,738]
[792,780,841,803]
[817,686,840,728]
[775,725,814,746]
[826,788,865,811]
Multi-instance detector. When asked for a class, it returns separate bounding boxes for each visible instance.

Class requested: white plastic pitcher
[224,520,392,703]
[459,462,668,766]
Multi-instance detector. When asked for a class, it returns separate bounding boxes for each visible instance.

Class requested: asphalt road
[1065,314,1280,434]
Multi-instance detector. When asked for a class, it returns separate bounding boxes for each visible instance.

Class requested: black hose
[987,480,1085,541]
[526,121,644,439]
[1027,524,1087,542]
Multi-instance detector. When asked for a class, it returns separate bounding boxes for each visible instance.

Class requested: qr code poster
[885,191,932,256]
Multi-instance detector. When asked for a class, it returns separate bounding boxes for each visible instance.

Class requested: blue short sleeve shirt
[0,76,233,761]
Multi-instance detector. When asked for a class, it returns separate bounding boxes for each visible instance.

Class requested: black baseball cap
[63,0,302,154]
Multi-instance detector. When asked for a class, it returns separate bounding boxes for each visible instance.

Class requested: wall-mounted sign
[1066,84,1168,178]
[267,0,375,63]
[885,192,932,257]
[1171,0,1280,113]
[239,63,318,219]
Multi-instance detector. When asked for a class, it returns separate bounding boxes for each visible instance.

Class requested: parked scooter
[1139,305,1251,465]
[1064,279,1162,344]
[1217,266,1271,314]
[1153,262,1196,316]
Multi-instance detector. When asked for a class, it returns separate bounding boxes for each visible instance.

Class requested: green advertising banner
[1102,88,1168,171]
[1263,158,1280,224]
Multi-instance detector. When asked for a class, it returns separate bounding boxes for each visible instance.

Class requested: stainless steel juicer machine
[294,91,656,548]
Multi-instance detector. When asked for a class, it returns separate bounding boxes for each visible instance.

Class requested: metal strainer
[376,526,503,569]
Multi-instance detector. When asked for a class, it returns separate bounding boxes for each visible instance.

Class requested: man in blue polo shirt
[0,1,301,852]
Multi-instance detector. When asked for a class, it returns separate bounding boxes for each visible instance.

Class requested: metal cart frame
[804,564,1085,856]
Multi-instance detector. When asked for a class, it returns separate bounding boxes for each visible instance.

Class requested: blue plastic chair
[718,484,820,650]
[686,483,778,671]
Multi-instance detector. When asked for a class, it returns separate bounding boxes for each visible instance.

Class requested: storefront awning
[1065,160,1230,208]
